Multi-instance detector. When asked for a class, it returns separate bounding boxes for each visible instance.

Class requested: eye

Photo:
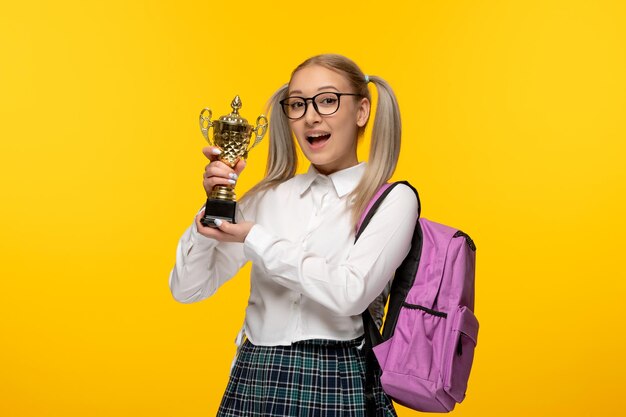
[286,99,305,109]
[317,94,338,107]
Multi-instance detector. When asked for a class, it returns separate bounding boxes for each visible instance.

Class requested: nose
[303,100,322,125]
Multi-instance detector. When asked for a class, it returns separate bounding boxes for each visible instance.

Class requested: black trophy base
[200,198,237,228]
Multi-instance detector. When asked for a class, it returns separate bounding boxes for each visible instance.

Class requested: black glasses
[279,92,361,120]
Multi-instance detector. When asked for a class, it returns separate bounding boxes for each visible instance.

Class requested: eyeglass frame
[279,92,363,120]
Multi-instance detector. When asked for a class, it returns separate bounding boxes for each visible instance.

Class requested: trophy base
[200,198,237,228]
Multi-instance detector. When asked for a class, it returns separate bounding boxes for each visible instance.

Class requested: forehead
[288,65,351,95]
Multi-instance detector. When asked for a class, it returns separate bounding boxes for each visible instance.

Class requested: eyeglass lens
[282,92,341,119]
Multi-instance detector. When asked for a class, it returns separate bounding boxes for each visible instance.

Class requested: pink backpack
[357,181,478,413]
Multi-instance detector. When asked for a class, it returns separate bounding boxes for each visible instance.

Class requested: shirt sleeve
[168,204,249,304]
[242,184,418,316]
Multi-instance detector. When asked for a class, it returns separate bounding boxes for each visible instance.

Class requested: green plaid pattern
[217,338,396,417]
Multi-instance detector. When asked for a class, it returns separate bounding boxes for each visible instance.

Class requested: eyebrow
[288,85,340,95]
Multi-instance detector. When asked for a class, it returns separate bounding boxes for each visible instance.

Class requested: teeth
[308,133,329,138]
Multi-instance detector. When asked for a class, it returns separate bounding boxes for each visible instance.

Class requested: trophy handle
[199,108,213,144]
[247,115,268,154]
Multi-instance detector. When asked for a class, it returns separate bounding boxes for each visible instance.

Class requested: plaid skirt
[216,337,396,417]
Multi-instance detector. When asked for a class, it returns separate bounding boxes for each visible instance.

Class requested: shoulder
[356,182,419,247]
[378,182,420,215]
[359,182,419,234]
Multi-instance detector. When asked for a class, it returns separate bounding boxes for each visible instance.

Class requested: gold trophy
[199,96,268,227]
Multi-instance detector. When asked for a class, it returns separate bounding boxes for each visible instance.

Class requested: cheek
[290,125,310,152]
[335,121,358,148]
[288,122,304,142]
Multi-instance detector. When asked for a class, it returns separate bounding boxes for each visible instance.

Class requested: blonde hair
[241,54,401,227]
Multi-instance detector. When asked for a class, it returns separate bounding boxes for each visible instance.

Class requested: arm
[168,207,248,303]
[243,184,418,316]
[168,146,249,303]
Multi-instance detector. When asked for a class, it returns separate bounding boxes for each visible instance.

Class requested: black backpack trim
[356,181,423,341]
[356,181,421,417]
[454,230,476,251]
[402,302,448,318]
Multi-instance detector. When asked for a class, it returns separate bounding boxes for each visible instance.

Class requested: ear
[356,97,371,128]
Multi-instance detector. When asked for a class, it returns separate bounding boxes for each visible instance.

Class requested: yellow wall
[1,1,625,415]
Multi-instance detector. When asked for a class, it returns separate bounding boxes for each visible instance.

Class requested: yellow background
[1,0,625,416]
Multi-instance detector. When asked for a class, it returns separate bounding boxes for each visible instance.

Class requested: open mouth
[306,133,331,148]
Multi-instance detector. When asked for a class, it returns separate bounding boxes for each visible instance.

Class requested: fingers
[195,212,204,229]
[202,147,247,175]
[203,176,236,195]
[214,220,254,243]
[202,146,223,162]
[195,212,228,240]
[195,212,211,236]
[201,146,247,197]
[204,160,236,179]
[203,159,239,195]
[194,214,254,243]
[194,216,236,242]
[213,218,230,232]
[234,158,247,176]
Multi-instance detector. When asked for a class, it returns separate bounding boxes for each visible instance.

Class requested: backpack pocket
[374,304,453,412]
[442,306,479,403]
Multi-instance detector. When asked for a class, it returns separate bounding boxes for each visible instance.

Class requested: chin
[304,152,331,167]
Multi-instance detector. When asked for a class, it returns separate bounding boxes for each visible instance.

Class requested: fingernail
[229,173,238,180]
[211,148,221,155]
[228,179,237,184]
[214,219,222,227]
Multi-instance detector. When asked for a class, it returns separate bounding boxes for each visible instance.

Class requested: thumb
[213,218,232,233]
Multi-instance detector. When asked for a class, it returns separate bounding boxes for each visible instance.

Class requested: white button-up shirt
[169,162,418,346]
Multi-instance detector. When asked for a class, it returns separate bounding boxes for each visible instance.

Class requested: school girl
[169,53,419,416]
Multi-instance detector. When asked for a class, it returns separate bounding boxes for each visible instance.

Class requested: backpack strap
[355,181,420,242]
[356,183,392,238]
[362,310,380,417]
[356,180,420,417]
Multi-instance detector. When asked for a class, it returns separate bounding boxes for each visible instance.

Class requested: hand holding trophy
[198,96,268,227]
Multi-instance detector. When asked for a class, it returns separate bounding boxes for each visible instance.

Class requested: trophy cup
[199,96,268,227]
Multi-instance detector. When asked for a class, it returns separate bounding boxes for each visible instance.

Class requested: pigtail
[349,76,402,227]
[240,83,297,203]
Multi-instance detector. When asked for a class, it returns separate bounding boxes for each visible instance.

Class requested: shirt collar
[298,162,366,198]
